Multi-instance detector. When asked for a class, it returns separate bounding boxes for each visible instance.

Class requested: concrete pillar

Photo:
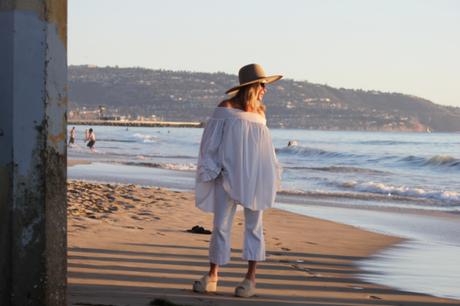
[0,1,67,305]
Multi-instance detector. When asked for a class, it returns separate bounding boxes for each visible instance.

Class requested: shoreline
[67,159,92,167]
[67,180,459,305]
[68,160,460,215]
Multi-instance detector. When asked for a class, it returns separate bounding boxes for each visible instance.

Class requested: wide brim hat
[225,63,283,95]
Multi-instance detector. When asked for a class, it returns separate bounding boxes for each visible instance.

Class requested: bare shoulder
[218,100,232,108]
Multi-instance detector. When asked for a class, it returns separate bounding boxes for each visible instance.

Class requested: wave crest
[284,165,386,175]
[122,161,196,171]
[276,144,360,160]
[132,133,158,143]
[401,155,460,169]
[339,180,460,204]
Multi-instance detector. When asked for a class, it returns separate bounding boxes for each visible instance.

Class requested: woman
[193,64,282,297]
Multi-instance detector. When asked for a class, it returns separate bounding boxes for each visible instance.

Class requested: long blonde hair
[229,83,266,116]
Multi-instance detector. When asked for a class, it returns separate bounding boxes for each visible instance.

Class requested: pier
[68,119,204,128]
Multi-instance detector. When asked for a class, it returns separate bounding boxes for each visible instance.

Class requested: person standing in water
[86,128,96,151]
[69,126,76,145]
[193,64,282,298]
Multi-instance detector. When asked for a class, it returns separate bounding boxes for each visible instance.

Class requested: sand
[67,180,460,306]
[67,159,92,167]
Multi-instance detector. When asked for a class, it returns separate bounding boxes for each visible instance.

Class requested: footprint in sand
[119,202,135,209]
[348,285,364,290]
[291,264,312,273]
[291,264,321,277]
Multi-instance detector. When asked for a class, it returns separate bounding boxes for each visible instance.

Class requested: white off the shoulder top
[195,107,282,212]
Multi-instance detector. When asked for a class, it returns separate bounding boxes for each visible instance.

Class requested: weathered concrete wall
[0,7,14,306]
[0,1,67,305]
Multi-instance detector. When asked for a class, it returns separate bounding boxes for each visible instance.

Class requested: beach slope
[67,180,459,306]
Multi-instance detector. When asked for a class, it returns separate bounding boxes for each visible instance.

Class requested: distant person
[69,126,76,145]
[86,128,96,151]
[193,64,282,298]
[287,140,298,147]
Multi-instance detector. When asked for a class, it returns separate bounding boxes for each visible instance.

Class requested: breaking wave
[400,155,460,170]
[121,161,196,171]
[276,145,362,160]
[339,180,460,204]
[284,165,386,175]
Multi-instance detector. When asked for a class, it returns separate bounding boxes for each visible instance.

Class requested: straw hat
[225,64,282,95]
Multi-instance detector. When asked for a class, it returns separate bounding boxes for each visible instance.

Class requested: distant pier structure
[0,1,67,305]
[69,119,205,128]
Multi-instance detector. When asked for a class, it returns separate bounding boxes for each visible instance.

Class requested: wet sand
[67,159,92,167]
[67,180,460,306]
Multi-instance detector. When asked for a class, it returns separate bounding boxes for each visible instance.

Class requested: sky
[69,0,460,107]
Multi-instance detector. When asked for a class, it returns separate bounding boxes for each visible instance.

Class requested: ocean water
[68,125,460,212]
[277,203,460,300]
[68,125,460,300]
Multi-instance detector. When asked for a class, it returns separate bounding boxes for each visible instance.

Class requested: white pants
[209,178,265,265]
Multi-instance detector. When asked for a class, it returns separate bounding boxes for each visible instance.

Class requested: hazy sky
[69,0,460,107]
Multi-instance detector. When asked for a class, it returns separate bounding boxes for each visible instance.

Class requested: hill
[68,65,460,132]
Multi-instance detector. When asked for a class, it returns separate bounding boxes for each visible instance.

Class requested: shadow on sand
[67,243,457,306]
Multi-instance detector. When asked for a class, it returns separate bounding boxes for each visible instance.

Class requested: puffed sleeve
[196,118,225,182]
